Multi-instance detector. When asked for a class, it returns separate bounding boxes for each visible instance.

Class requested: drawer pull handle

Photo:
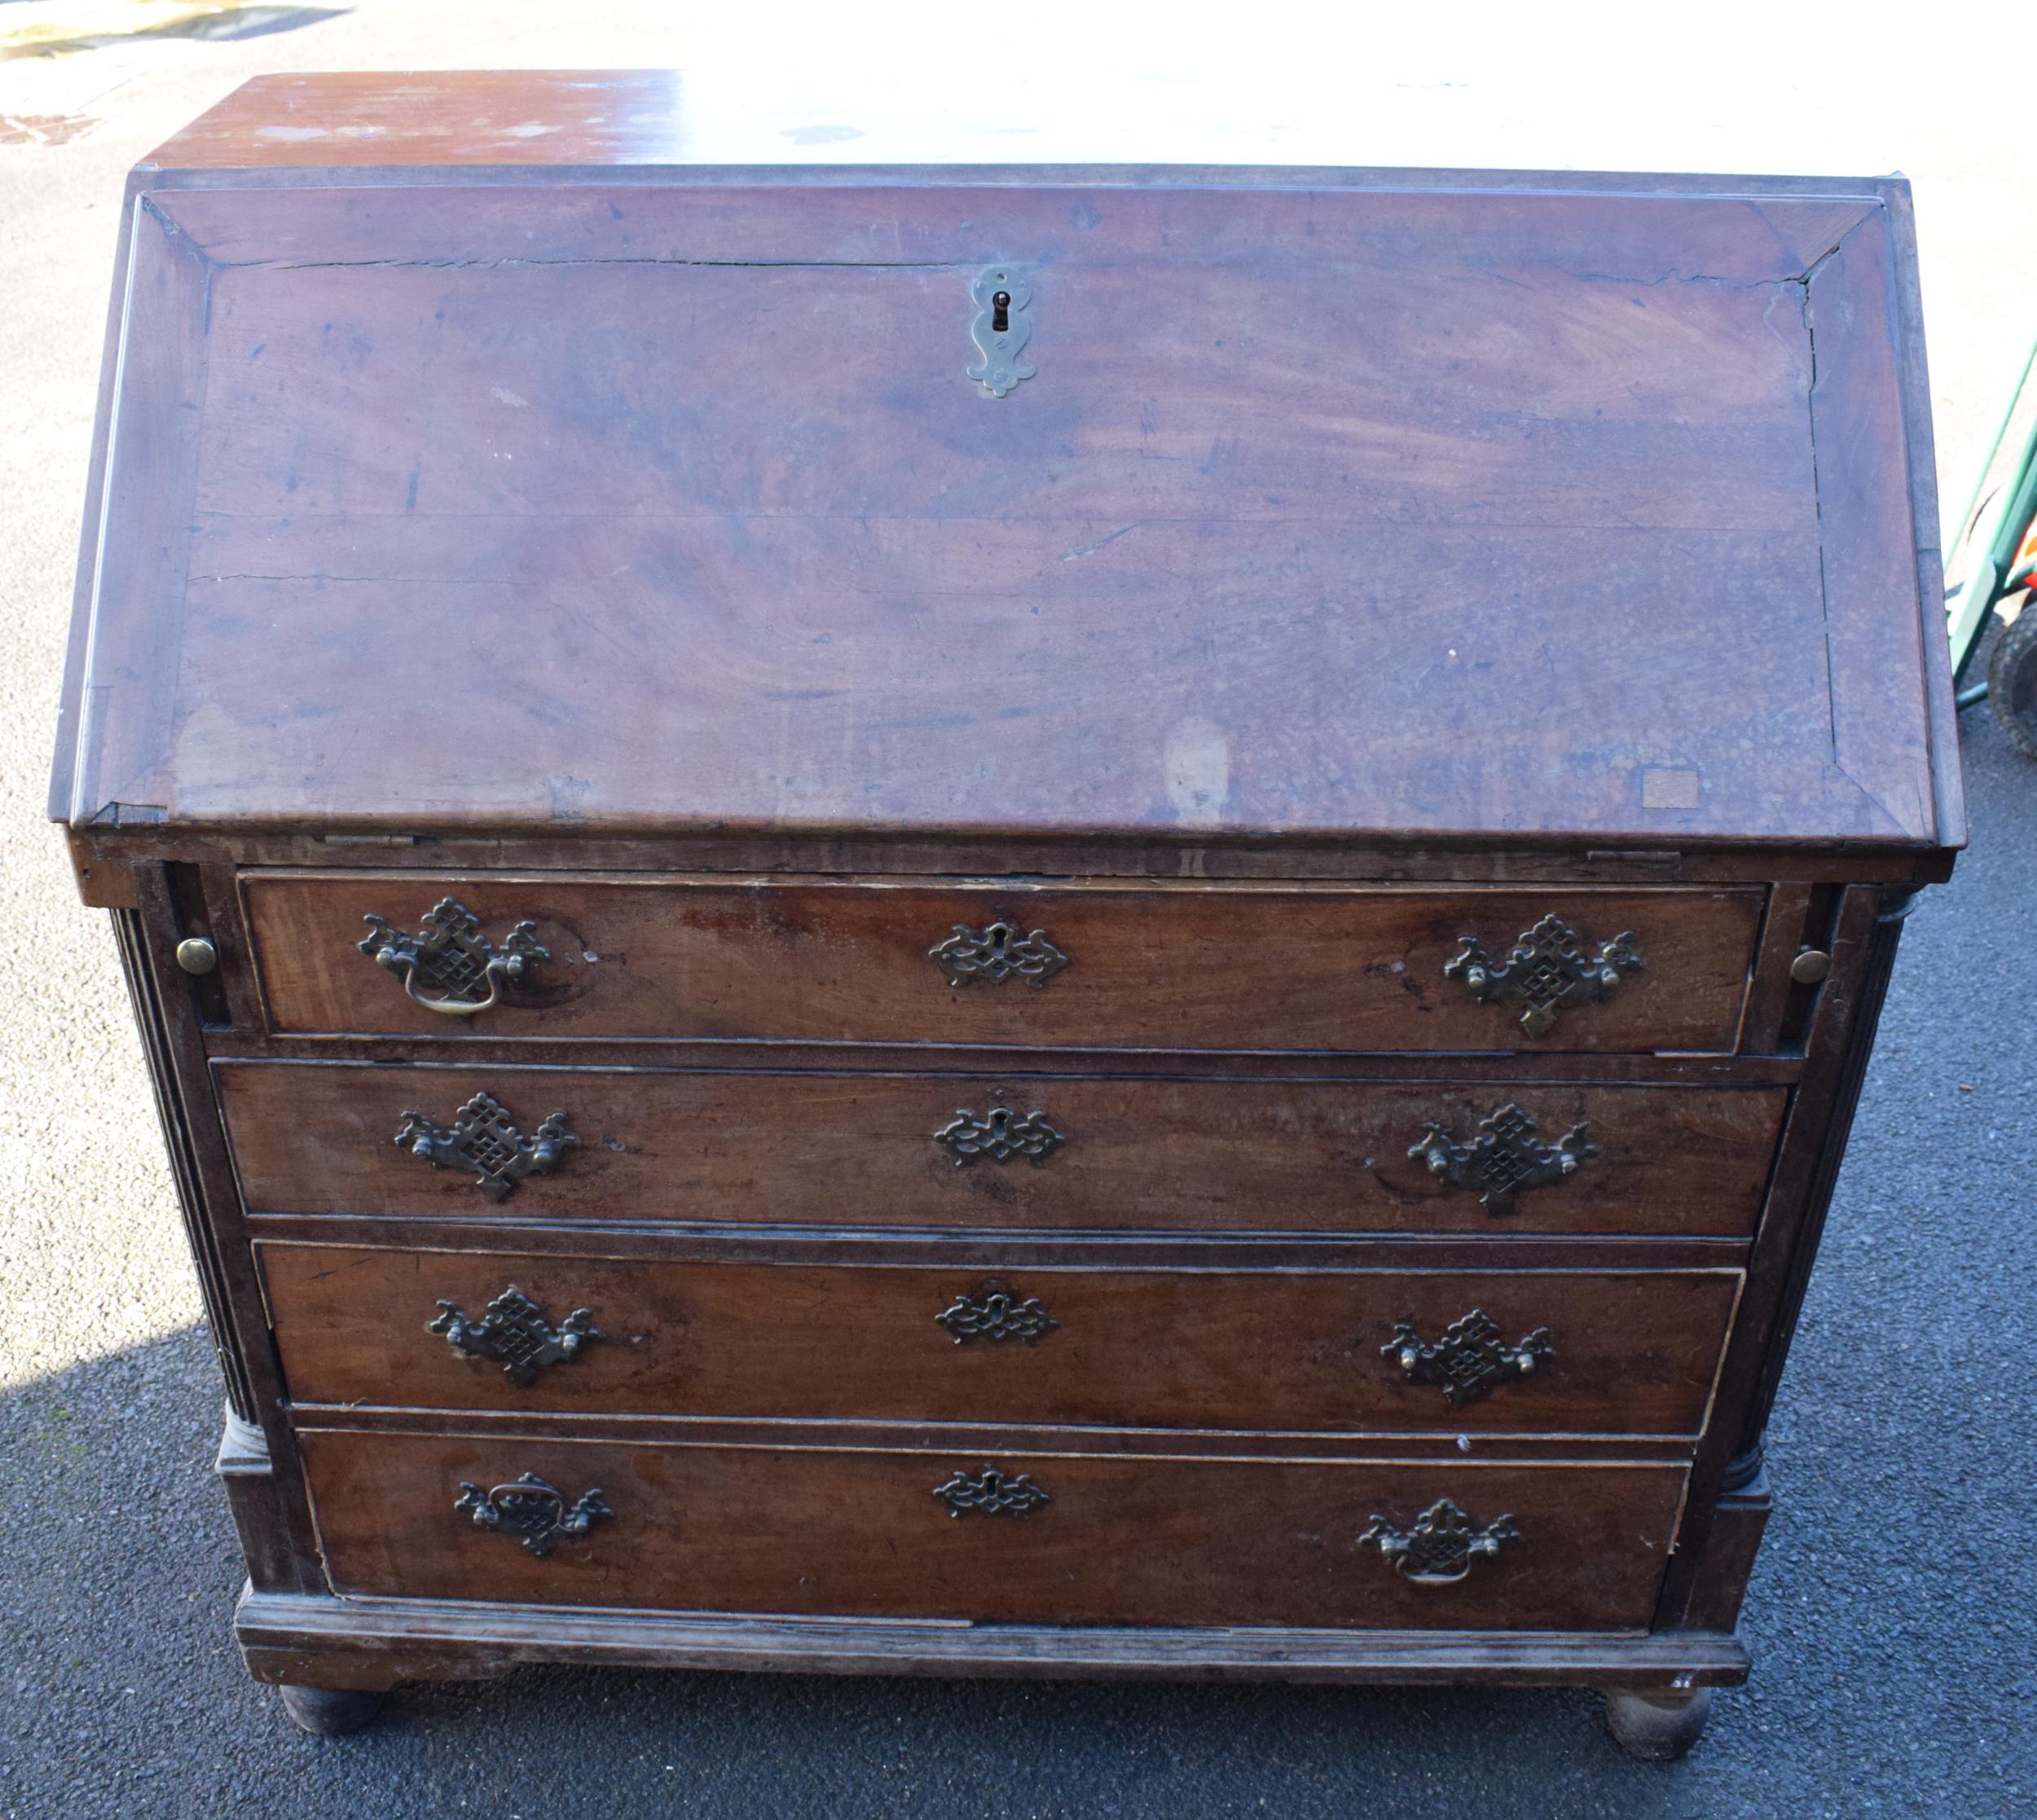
[359,895,548,1017]
[396,1092,578,1202]
[1408,1101,1597,1214]
[455,1472,610,1557]
[933,1463,1051,1519]
[1444,912,1642,1036]
[1358,1498,1520,1585]
[430,1285,601,1384]
[935,1105,1066,1167]
[935,1281,1060,1345]
[929,919,1069,988]
[1384,1309,1554,1408]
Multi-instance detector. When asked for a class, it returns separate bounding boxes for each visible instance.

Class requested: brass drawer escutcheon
[395,1091,578,1201]
[1357,1498,1520,1585]
[1444,912,1643,1036]
[933,1464,1051,1518]
[1384,1309,1554,1408]
[935,1104,1066,1167]
[935,1281,1059,1345]
[430,1285,601,1384]
[359,895,548,1017]
[1407,1101,1597,1214]
[928,917,1068,987]
[454,1472,610,1557]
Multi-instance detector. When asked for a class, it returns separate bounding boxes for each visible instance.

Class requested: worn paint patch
[1164,718,1230,829]
[1641,767,1704,810]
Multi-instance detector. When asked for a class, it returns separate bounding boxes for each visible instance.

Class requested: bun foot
[278,1684,383,1736]
[1604,1686,1712,1761]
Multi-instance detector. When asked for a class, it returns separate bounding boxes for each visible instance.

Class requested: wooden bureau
[51,73,1961,1760]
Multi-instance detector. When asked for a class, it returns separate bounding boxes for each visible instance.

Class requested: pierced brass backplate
[431,1285,601,1385]
[935,1281,1060,1345]
[1407,1102,1598,1214]
[1357,1498,1520,1585]
[395,1092,577,1202]
[932,1463,1051,1518]
[1444,913,1643,1037]
[359,896,547,1017]
[935,1105,1066,1167]
[454,1472,610,1557]
[1384,1309,1554,1408]
[928,917,1068,987]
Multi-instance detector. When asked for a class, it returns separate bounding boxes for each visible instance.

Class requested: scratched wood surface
[216,1061,1784,1236]
[238,875,1762,1052]
[297,1427,1686,1630]
[50,88,1958,850]
[259,1242,1740,1435]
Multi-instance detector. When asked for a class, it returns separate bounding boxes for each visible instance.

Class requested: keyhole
[991,290,1011,333]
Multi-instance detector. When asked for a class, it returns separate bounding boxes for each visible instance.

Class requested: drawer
[297,1428,1687,1631]
[241,873,1763,1053]
[217,1062,1784,1238]
[261,1242,1742,1437]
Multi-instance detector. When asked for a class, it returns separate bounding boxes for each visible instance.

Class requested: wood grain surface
[297,1427,1687,1630]
[240,876,1762,1053]
[216,1062,1785,1236]
[260,1241,1741,1435]
[54,144,1956,851]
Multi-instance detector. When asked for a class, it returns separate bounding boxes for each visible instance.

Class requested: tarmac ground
[2,7,2033,1816]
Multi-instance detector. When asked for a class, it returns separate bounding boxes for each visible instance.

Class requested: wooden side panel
[58,200,212,829]
[217,1062,1787,1238]
[240,877,1763,1053]
[297,1429,1687,1631]
[260,1243,1741,1436]
[1803,209,1938,844]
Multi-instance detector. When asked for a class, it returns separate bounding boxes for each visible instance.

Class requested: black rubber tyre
[1986,607,2037,759]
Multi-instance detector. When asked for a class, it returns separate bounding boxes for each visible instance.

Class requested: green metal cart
[1947,332,2037,755]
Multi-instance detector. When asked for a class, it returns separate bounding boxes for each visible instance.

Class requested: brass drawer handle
[395,1091,578,1202]
[430,1285,601,1384]
[933,1463,1051,1518]
[929,918,1068,987]
[1444,912,1642,1036]
[455,1472,610,1557]
[1358,1498,1520,1585]
[359,895,548,1017]
[1407,1101,1596,1214]
[935,1104,1065,1167]
[1384,1309,1553,1408]
[935,1281,1059,1345]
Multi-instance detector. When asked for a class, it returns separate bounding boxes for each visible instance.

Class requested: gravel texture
[2,8,2031,1815]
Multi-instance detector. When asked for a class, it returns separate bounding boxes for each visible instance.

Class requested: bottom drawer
[298,1430,1687,1631]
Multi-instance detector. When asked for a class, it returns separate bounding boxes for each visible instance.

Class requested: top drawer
[241,874,1762,1054]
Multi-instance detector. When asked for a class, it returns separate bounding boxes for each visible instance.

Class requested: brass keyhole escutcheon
[967,265,1036,397]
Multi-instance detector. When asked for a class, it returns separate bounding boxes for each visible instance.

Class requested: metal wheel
[1985,608,2037,758]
